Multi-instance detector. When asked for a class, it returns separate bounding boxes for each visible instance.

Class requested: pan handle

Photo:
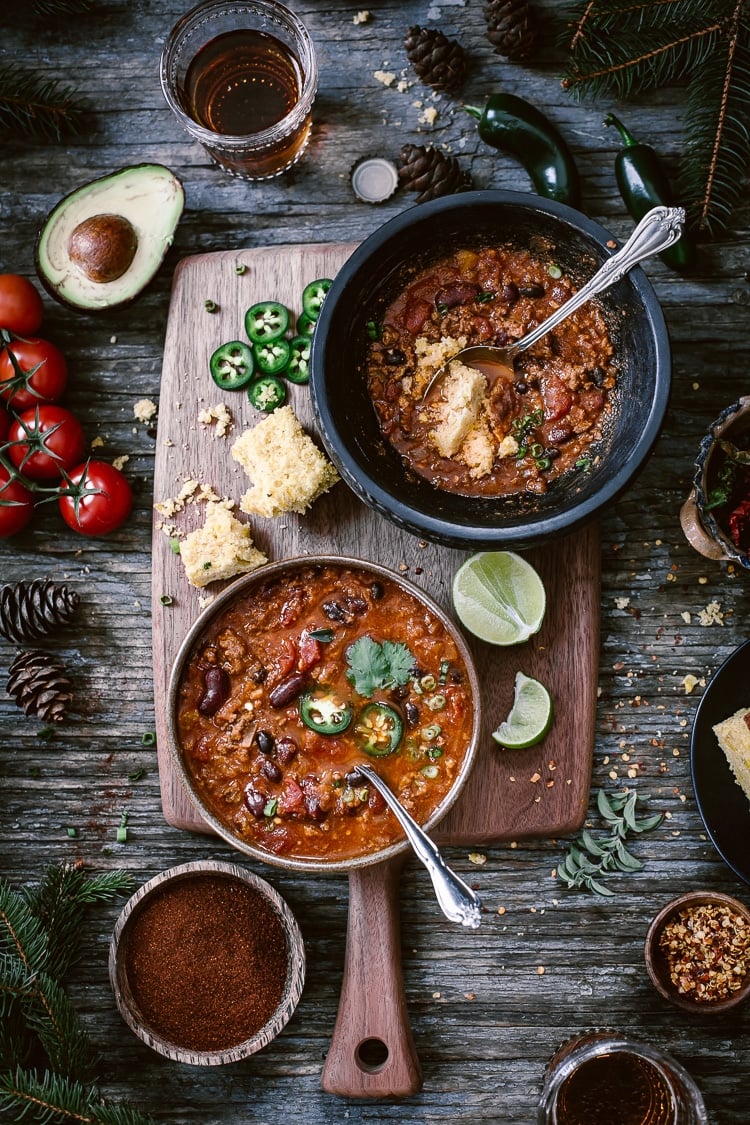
[321,856,423,1097]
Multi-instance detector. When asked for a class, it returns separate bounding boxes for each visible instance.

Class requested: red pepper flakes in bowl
[645,890,750,1014]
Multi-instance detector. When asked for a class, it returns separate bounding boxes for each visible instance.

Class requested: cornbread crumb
[232,406,339,518]
[713,707,750,807]
[179,502,267,588]
[353,9,370,23]
[134,398,157,423]
[698,600,724,626]
[431,362,487,458]
[112,455,129,471]
[374,70,396,87]
[198,402,233,438]
[419,106,438,126]
[91,435,105,449]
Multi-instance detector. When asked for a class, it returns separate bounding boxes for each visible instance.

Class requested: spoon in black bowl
[421,205,685,404]
[353,762,482,929]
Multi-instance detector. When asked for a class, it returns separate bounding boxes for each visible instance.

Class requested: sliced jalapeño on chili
[299,689,354,735]
[209,341,256,390]
[301,278,332,321]
[248,374,287,412]
[354,702,404,757]
[245,300,290,343]
[253,338,291,375]
[285,335,311,384]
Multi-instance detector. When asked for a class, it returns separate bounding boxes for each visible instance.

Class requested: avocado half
[36,164,185,313]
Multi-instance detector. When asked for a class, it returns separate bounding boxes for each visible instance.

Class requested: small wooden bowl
[645,890,750,1014]
[109,860,305,1064]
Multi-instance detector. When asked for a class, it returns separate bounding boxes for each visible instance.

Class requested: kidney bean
[268,672,307,708]
[502,282,519,303]
[342,595,368,616]
[255,729,275,756]
[435,282,480,308]
[244,785,267,818]
[197,667,230,716]
[261,760,283,783]
[322,600,349,623]
[346,769,364,787]
[276,737,299,764]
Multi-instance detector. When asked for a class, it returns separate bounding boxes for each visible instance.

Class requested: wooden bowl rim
[108,859,306,1065]
[644,889,750,1014]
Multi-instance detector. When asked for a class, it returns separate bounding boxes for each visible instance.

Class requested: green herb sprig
[345,636,415,698]
[557,788,663,897]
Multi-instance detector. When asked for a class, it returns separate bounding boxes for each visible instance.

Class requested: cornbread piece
[713,707,750,805]
[231,406,339,518]
[179,502,267,588]
[431,362,488,458]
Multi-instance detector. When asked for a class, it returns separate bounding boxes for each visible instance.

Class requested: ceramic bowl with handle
[310,189,672,551]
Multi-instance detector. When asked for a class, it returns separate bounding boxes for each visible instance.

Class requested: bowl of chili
[644,890,750,1014]
[310,189,672,550]
[109,860,305,1064]
[167,556,482,872]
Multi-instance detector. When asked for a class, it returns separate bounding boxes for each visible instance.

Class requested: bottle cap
[350,156,399,203]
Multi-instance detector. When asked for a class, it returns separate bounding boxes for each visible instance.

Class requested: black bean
[250,664,268,684]
[391,684,409,700]
[514,380,529,395]
[322,600,349,623]
[197,667,230,716]
[385,348,406,365]
[518,283,545,298]
[590,365,607,387]
[261,760,283,783]
[276,737,299,764]
[346,770,364,787]
[405,702,420,727]
[255,729,275,756]
[343,595,368,616]
[502,282,519,303]
[549,333,562,356]
[268,672,307,708]
[370,581,385,601]
[244,785,266,818]
[304,794,326,821]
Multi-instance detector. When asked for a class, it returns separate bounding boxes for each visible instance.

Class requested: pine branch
[33,0,95,14]
[0,1067,156,1125]
[0,879,50,974]
[22,972,92,1079]
[0,64,87,143]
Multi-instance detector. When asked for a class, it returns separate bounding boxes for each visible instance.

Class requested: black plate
[690,638,750,883]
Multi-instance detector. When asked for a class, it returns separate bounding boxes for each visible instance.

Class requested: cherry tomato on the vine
[0,274,44,336]
[8,405,86,482]
[0,337,68,410]
[0,463,34,537]
[58,460,132,536]
[0,403,9,444]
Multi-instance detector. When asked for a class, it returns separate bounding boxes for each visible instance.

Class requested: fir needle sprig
[557,788,664,896]
[0,64,87,143]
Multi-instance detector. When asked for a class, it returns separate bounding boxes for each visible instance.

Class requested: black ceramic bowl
[310,190,672,550]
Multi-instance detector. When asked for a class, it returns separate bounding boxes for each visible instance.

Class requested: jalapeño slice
[245,300,290,344]
[209,341,256,390]
[300,689,354,735]
[285,335,311,384]
[354,702,404,757]
[295,312,316,337]
[301,278,332,322]
[254,338,291,375]
[247,375,287,412]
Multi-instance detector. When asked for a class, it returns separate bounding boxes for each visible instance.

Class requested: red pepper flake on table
[658,902,750,1002]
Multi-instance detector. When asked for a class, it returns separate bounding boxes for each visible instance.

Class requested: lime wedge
[451,551,546,645]
[492,672,553,749]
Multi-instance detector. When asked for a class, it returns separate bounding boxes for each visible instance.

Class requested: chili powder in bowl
[644,890,750,1015]
[109,860,305,1064]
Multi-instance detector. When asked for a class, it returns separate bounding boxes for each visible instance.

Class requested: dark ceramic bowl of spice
[644,890,750,1014]
[109,860,305,1064]
[680,395,750,569]
[310,189,672,550]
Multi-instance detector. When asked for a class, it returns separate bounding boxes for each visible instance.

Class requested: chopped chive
[421,764,440,779]
[235,262,247,275]
[426,694,446,711]
[439,660,451,685]
[204,299,219,313]
[436,303,449,317]
[37,727,54,741]
[66,827,77,838]
[160,594,174,606]
[141,731,157,747]
[169,537,181,554]
[427,746,443,760]
[547,263,563,279]
[263,798,278,817]
[116,810,129,843]
[128,767,146,782]
[421,724,442,741]
[476,290,496,303]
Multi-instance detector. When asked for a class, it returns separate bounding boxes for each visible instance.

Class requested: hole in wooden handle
[355,1037,390,1073]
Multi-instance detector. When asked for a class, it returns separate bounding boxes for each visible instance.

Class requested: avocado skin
[35,164,185,314]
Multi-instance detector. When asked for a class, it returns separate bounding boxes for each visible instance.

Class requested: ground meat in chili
[365,245,616,497]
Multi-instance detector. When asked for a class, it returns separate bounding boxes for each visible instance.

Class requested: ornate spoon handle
[355,763,482,929]
[511,205,686,356]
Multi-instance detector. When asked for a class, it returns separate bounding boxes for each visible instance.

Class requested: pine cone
[0,580,80,644]
[399,144,473,203]
[7,650,73,722]
[404,26,467,92]
[483,0,539,60]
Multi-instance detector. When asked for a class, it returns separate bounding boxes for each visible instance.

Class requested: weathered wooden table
[2,1,749,1121]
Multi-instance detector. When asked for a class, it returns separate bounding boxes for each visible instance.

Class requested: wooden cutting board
[152,244,599,1098]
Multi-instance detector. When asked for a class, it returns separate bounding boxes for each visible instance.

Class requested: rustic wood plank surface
[2,1,750,1122]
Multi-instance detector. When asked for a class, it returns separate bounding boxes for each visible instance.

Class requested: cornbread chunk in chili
[175,563,474,862]
[366,245,616,497]
[658,902,750,1002]
[713,707,750,807]
[179,501,267,588]
[232,405,339,518]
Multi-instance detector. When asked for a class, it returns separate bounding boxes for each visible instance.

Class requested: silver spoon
[421,204,685,403]
[353,762,482,929]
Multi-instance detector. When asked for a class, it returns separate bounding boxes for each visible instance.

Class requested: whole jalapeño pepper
[465,93,581,209]
[605,113,695,271]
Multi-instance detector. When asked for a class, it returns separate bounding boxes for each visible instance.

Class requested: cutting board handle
[321,857,422,1098]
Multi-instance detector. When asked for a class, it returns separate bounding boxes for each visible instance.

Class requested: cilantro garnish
[345,635,416,698]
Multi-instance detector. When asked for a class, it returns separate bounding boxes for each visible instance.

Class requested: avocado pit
[68,214,138,284]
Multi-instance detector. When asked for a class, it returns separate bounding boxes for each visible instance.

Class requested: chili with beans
[365,244,617,498]
[176,564,474,862]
